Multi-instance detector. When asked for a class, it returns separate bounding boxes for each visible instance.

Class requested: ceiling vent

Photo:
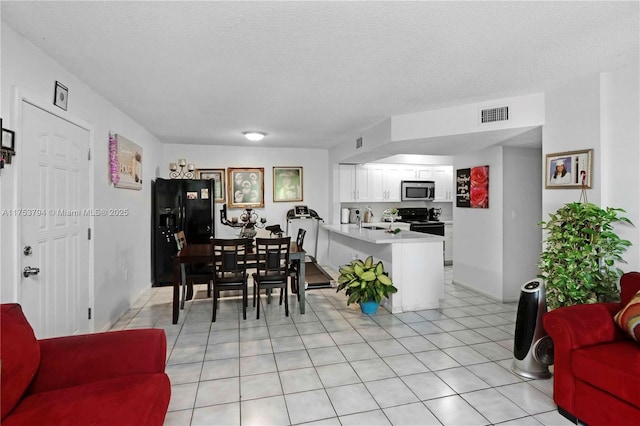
[356,137,363,149]
[480,106,509,124]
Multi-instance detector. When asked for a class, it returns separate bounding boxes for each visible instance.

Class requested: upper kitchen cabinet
[340,163,453,203]
[433,166,454,202]
[339,164,371,202]
[415,167,434,180]
[368,165,409,202]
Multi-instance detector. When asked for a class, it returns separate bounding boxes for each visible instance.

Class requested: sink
[362,225,388,230]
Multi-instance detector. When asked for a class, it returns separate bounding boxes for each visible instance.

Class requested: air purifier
[511,279,554,379]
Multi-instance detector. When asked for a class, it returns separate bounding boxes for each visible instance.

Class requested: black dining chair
[175,231,214,300]
[288,228,306,299]
[211,238,250,321]
[252,237,291,319]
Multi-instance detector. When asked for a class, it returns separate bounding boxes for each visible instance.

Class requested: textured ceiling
[2,1,638,153]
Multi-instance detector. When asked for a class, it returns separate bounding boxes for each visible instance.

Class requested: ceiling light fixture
[243,131,266,142]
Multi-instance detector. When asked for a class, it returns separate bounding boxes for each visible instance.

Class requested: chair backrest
[255,237,291,279]
[174,231,187,250]
[211,238,250,282]
[296,228,306,250]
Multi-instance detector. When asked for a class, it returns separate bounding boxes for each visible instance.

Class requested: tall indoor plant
[337,256,397,314]
[538,202,632,310]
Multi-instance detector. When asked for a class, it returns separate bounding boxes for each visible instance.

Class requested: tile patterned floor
[111,267,571,425]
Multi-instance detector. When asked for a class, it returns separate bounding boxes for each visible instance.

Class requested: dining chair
[288,228,306,300]
[252,236,291,319]
[174,231,214,300]
[211,238,250,321]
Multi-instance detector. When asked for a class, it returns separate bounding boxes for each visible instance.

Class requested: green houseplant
[337,256,398,314]
[538,201,632,310]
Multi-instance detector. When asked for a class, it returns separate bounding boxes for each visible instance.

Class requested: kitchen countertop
[321,224,444,244]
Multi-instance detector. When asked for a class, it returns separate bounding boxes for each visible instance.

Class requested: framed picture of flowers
[456,165,489,208]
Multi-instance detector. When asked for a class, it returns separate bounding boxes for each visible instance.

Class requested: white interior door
[20,101,91,339]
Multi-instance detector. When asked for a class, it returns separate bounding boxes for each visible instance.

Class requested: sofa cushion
[1,304,41,420]
[2,373,171,426]
[573,341,640,408]
[614,289,640,342]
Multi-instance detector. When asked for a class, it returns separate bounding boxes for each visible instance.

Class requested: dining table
[172,242,306,324]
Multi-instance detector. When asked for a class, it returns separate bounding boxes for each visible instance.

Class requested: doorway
[18,99,92,338]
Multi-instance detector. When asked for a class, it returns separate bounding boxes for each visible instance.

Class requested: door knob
[23,266,40,277]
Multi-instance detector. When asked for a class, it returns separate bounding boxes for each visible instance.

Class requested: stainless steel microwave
[401,180,435,201]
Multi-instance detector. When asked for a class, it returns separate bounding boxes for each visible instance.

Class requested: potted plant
[538,201,633,310]
[336,256,398,314]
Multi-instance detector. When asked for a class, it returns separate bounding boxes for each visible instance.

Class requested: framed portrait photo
[196,168,226,202]
[273,166,303,202]
[227,167,264,208]
[545,149,593,189]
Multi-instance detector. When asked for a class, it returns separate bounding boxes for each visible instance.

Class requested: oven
[409,222,445,236]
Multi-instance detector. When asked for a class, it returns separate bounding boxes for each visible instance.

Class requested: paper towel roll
[341,208,350,224]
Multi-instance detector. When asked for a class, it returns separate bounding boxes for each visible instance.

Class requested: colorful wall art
[110,132,143,190]
[456,165,489,208]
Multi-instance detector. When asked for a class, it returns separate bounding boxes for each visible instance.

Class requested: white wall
[600,64,640,271]
[502,146,542,300]
[392,93,545,142]
[161,144,330,259]
[1,25,163,331]
[542,73,602,213]
[452,146,505,299]
[543,64,640,272]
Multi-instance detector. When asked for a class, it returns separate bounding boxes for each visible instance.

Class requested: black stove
[397,208,445,236]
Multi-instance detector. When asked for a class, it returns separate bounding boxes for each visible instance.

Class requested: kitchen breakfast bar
[321,224,445,313]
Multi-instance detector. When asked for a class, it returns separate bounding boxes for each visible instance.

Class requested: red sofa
[1,304,171,425]
[543,272,640,425]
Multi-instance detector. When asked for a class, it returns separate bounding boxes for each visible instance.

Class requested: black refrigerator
[152,178,215,286]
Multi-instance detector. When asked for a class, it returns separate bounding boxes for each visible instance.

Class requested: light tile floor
[111,267,571,425]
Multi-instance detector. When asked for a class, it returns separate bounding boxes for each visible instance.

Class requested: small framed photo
[54,81,68,111]
[196,168,226,202]
[227,167,264,208]
[186,191,198,200]
[545,149,593,189]
[2,128,16,152]
[273,166,303,202]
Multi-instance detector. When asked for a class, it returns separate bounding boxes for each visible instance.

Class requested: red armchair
[1,304,171,425]
[543,272,640,426]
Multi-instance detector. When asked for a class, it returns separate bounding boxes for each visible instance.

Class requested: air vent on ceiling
[356,137,363,149]
[480,106,509,124]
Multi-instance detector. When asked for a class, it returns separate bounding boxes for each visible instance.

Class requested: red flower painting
[470,166,489,208]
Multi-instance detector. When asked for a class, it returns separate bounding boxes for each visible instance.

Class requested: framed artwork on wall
[196,168,226,202]
[111,133,143,190]
[227,167,264,208]
[54,81,69,111]
[456,165,489,208]
[545,149,593,189]
[273,166,303,202]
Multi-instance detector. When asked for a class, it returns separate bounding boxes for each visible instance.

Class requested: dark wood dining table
[172,242,306,324]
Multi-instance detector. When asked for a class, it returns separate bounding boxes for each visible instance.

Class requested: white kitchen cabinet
[444,223,453,264]
[433,166,454,202]
[415,167,433,180]
[339,164,370,202]
[364,165,407,202]
[339,164,355,202]
[367,165,386,202]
